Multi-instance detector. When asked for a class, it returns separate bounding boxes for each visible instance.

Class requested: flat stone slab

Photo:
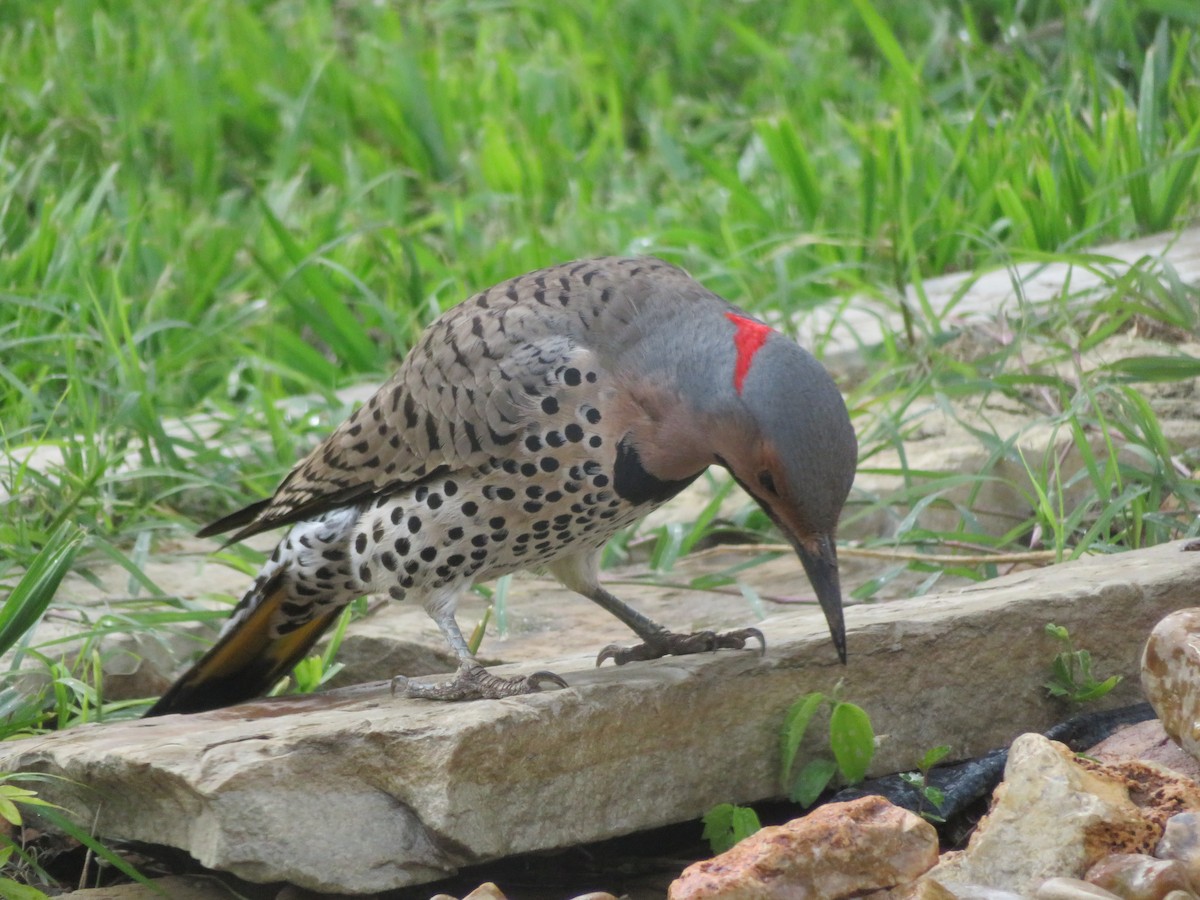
[4,540,1198,894]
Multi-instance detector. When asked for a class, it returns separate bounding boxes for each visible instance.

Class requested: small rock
[931,883,1024,899]
[924,734,1159,892]
[462,885,509,900]
[1085,854,1193,899]
[1158,812,1200,888]
[566,894,619,900]
[1088,720,1200,783]
[1142,610,1200,763]
[880,878,960,899]
[668,795,938,900]
[1036,876,1123,899]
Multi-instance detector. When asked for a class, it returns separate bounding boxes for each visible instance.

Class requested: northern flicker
[146,257,856,716]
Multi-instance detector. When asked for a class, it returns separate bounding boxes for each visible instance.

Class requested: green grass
[1,0,1200,750]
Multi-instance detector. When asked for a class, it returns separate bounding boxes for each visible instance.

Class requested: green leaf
[829,702,875,784]
[0,876,51,900]
[779,692,825,787]
[1104,355,1200,381]
[790,757,837,807]
[1044,623,1069,643]
[0,792,21,827]
[702,803,762,854]
[0,523,86,657]
[919,745,951,771]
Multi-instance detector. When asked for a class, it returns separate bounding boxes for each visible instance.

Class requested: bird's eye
[758,471,778,495]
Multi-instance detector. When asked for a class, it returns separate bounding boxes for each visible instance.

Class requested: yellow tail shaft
[144,575,342,717]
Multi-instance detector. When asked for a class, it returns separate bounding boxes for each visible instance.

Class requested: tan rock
[1157,813,1200,891]
[932,886,1025,900]
[1088,721,1200,783]
[462,884,508,900]
[925,734,1159,892]
[879,879,960,900]
[53,875,244,898]
[1143,609,1200,763]
[1035,877,1123,900]
[667,795,937,900]
[1085,854,1193,899]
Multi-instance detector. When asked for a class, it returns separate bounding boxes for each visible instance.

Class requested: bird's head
[609,300,857,662]
[708,313,857,662]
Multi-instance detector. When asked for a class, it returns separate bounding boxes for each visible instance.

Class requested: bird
[145,256,857,716]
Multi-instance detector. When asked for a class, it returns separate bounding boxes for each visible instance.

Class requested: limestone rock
[1157,813,1200,891]
[912,884,1023,900]
[668,796,937,900]
[461,884,508,900]
[1035,878,1123,900]
[924,734,1159,892]
[1088,721,1200,783]
[1143,609,1200,763]
[54,876,240,898]
[4,541,1200,894]
[1084,854,1194,898]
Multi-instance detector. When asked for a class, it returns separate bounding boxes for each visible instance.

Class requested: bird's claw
[390,664,568,701]
[595,627,766,667]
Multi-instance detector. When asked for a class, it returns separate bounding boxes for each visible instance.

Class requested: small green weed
[780,688,876,807]
[1044,623,1123,703]
[701,803,762,855]
[899,744,951,823]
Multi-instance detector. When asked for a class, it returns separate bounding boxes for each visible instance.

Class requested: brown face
[719,442,848,663]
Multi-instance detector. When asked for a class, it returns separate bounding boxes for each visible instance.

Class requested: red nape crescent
[725,312,773,395]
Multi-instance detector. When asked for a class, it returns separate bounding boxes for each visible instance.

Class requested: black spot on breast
[613,435,702,505]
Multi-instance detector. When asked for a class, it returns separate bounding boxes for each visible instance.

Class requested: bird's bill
[792,532,847,663]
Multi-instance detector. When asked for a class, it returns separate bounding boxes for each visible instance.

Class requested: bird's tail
[144,573,342,717]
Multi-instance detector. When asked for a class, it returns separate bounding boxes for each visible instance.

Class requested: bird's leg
[390,604,567,701]
[581,583,766,667]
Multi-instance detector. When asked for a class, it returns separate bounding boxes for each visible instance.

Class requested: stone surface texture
[1034,878,1123,900]
[1143,608,1200,763]
[4,541,1200,893]
[1084,853,1195,898]
[667,795,937,900]
[922,734,1182,893]
[1089,721,1200,783]
[1156,812,1200,889]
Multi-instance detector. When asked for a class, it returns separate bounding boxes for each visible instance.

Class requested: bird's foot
[391,663,568,701]
[595,627,766,666]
